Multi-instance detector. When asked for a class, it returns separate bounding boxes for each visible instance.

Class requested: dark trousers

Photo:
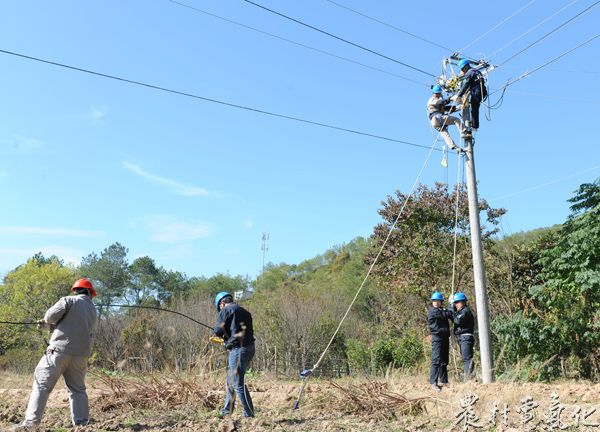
[470,99,481,129]
[457,334,475,380]
[430,337,449,384]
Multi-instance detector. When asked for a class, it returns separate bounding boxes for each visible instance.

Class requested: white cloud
[90,106,108,124]
[13,135,44,151]
[0,226,103,237]
[122,161,215,197]
[0,246,83,267]
[137,215,213,243]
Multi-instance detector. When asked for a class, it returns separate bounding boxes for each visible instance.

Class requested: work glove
[37,319,53,331]
[450,95,459,102]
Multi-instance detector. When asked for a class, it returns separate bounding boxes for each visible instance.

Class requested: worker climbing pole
[434,56,494,383]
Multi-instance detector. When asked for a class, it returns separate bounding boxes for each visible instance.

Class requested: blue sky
[0,0,599,279]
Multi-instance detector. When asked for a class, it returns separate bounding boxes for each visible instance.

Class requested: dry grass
[92,370,222,411]
[329,380,428,418]
[2,371,600,431]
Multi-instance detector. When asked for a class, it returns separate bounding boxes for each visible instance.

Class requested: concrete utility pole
[463,137,494,384]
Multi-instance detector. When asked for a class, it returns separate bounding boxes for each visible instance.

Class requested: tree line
[1,179,599,381]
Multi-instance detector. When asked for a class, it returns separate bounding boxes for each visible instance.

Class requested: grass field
[1,371,599,431]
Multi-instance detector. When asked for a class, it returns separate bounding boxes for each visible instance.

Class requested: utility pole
[463,136,494,383]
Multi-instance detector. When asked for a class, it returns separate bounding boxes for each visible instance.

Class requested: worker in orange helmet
[11,278,98,430]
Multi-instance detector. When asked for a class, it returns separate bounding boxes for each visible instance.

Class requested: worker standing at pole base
[214,291,256,418]
[427,85,470,151]
[456,59,488,132]
[12,278,98,430]
[427,291,453,392]
[451,292,475,381]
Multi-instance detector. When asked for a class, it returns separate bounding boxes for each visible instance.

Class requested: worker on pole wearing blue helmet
[427,291,454,392]
[455,59,488,132]
[427,84,469,151]
[451,292,475,381]
[213,291,255,418]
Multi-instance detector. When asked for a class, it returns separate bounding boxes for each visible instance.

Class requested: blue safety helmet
[214,291,233,311]
[431,84,443,94]
[431,291,444,301]
[453,292,468,302]
[458,59,470,70]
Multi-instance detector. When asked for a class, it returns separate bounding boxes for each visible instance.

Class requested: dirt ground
[1,372,599,432]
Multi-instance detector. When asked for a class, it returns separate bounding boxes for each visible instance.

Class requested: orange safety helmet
[71,278,97,298]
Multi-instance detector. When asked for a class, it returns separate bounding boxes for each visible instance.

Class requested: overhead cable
[169,0,428,86]
[487,0,579,60]
[0,48,435,151]
[499,32,600,91]
[499,0,600,67]
[323,0,453,52]
[490,163,600,202]
[460,0,538,53]
[240,0,436,78]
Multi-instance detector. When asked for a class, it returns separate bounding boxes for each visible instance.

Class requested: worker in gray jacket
[13,278,98,430]
[427,85,470,151]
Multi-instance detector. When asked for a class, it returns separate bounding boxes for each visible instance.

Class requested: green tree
[128,256,161,305]
[530,179,600,377]
[158,269,190,303]
[0,257,76,353]
[80,242,129,315]
[368,182,505,329]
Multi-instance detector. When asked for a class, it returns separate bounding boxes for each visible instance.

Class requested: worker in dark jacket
[456,59,487,131]
[213,291,255,418]
[427,291,453,392]
[451,292,475,381]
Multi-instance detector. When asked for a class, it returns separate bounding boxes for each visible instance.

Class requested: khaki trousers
[23,348,90,426]
[430,114,465,148]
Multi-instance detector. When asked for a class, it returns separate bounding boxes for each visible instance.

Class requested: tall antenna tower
[261,232,270,275]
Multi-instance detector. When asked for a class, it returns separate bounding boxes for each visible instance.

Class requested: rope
[103,304,213,330]
[0,321,37,325]
[450,152,464,295]
[308,110,445,375]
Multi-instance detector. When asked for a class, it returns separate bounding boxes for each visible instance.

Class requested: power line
[460,0,538,53]
[499,0,600,67]
[168,0,428,87]
[0,48,436,151]
[240,0,436,78]
[490,163,600,202]
[322,0,453,52]
[499,32,600,91]
[487,0,579,60]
